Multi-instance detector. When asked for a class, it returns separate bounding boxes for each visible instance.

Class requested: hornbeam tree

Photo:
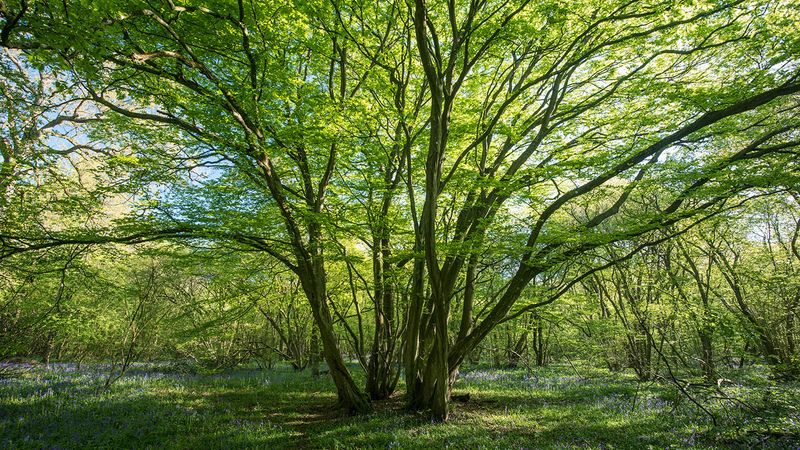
[0,0,378,413]
[400,0,800,420]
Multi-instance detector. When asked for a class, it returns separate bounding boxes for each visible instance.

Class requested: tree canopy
[1,0,799,421]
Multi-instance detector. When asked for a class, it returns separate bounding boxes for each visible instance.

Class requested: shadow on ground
[2,365,797,449]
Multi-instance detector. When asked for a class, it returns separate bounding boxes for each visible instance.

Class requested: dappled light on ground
[2,363,798,449]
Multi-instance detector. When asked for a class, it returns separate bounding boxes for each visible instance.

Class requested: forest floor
[1,362,798,449]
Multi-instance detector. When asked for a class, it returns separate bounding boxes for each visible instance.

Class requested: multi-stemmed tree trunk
[403,0,800,421]
[362,92,419,401]
[365,197,401,400]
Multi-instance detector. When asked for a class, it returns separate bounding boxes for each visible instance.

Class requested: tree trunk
[699,297,715,383]
[508,326,529,368]
[366,233,399,400]
[298,231,371,413]
[532,315,547,367]
[310,327,320,378]
[699,331,714,383]
[306,286,370,413]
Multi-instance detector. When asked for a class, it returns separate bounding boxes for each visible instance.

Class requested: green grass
[1,362,798,449]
